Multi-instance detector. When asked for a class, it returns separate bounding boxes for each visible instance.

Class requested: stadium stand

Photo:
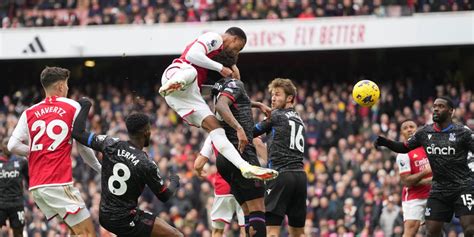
[0,0,472,28]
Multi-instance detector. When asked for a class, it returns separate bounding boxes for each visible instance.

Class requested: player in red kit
[7,67,101,236]
[395,120,432,237]
[194,138,245,237]
[159,27,277,181]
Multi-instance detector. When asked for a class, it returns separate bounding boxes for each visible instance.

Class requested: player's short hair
[225,27,247,42]
[268,78,297,102]
[40,66,70,89]
[126,113,150,136]
[436,96,455,109]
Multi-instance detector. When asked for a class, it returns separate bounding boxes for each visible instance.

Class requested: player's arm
[254,118,272,137]
[215,93,247,153]
[251,101,271,118]
[21,159,29,189]
[400,170,431,187]
[194,136,211,178]
[70,99,102,172]
[185,33,224,72]
[231,64,240,80]
[417,177,432,186]
[144,161,180,203]
[375,130,422,153]
[7,112,30,157]
[71,98,112,154]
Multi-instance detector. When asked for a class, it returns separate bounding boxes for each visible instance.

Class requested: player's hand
[77,97,92,107]
[373,136,387,150]
[219,67,233,78]
[236,126,248,153]
[258,103,272,118]
[168,173,180,191]
[231,65,241,80]
[193,155,208,179]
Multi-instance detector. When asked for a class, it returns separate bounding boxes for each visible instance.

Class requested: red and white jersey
[11,96,81,190]
[174,32,224,88]
[396,147,432,201]
[209,172,232,196]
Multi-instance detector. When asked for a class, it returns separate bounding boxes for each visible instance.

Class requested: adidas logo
[22,36,46,54]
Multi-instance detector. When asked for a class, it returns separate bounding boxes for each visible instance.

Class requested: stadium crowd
[0,0,472,28]
[0,68,472,236]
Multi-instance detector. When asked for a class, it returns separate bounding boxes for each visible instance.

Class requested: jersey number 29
[31,119,68,151]
[289,120,304,153]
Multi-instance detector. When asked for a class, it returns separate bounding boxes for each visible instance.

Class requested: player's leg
[210,196,234,237]
[201,115,277,180]
[159,63,197,96]
[212,228,225,237]
[460,215,474,236]
[455,189,474,235]
[151,217,183,237]
[286,172,307,237]
[244,197,266,237]
[7,207,25,237]
[402,199,427,237]
[233,196,246,237]
[265,212,283,237]
[69,217,96,236]
[424,196,453,237]
[403,220,421,237]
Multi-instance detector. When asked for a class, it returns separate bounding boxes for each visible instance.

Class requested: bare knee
[245,198,265,212]
[403,220,420,237]
[202,115,221,132]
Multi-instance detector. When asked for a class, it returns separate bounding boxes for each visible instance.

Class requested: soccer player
[0,137,28,237]
[158,27,277,181]
[253,78,307,237]
[395,120,432,237]
[375,97,474,236]
[211,77,274,237]
[7,67,101,236]
[194,140,245,237]
[72,98,183,237]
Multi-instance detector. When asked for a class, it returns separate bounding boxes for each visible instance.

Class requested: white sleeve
[199,136,213,159]
[185,32,223,72]
[76,142,101,172]
[396,153,411,175]
[8,112,30,157]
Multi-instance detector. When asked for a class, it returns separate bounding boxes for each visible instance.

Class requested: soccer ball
[352,80,380,107]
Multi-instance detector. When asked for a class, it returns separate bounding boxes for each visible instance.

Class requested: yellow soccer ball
[352,80,380,107]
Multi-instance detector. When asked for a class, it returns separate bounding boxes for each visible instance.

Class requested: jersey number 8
[108,163,131,196]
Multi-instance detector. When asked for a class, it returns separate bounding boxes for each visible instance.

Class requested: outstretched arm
[215,96,247,153]
[375,136,411,153]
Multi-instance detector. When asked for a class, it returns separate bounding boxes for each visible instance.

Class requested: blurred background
[0,0,473,236]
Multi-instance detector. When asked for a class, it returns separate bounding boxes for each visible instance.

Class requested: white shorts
[402,198,428,221]
[31,184,90,227]
[211,195,245,229]
[161,62,213,127]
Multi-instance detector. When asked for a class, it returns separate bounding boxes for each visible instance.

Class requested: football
[352,80,380,107]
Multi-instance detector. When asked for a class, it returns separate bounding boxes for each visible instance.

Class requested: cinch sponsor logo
[426,144,455,155]
[0,170,20,179]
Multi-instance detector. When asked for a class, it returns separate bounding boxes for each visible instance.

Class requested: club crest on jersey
[207,40,217,51]
[449,133,456,142]
[0,164,2,168]
[97,135,107,141]
[227,81,238,88]
[14,161,19,168]
[428,134,432,140]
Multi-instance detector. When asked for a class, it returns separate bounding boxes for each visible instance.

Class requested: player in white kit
[159,27,277,181]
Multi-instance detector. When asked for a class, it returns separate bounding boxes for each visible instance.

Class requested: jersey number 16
[289,120,304,153]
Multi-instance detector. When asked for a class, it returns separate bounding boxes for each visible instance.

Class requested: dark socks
[248,211,266,237]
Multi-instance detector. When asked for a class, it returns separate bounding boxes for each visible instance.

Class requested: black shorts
[216,145,265,205]
[0,206,25,229]
[265,171,307,228]
[425,187,474,222]
[100,209,156,237]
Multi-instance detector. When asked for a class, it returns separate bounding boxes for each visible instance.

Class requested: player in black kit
[212,77,275,237]
[253,78,307,237]
[0,137,28,237]
[72,98,183,237]
[375,96,474,236]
